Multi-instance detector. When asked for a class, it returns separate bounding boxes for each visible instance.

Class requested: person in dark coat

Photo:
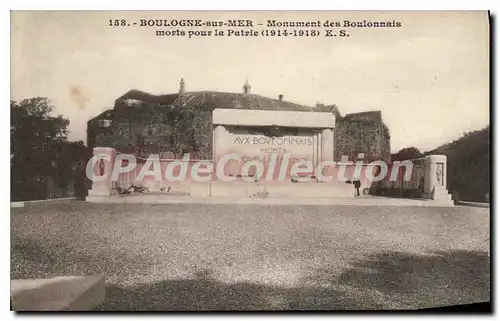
[353,177,361,196]
[75,161,91,201]
[418,177,425,192]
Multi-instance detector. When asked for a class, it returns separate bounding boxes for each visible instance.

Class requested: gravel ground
[11,201,490,311]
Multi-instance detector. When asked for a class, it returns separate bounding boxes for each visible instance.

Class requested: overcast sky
[11,11,489,152]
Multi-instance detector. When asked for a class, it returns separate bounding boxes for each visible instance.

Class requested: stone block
[189,183,211,197]
[209,181,250,197]
[11,276,105,311]
[212,109,335,128]
[11,202,24,208]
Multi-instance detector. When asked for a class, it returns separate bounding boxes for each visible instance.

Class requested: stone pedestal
[87,147,117,198]
[422,155,452,201]
[320,128,335,163]
[317,128,334,182]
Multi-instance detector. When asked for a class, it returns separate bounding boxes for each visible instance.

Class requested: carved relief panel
[436,163,444,186]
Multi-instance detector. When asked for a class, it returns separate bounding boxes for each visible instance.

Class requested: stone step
[87,194,455,207]
[433,186,453,201]
[142,181,355,199]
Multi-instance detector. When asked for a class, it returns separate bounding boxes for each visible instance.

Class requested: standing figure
[419,176,425,193]
[353,177,361,197]
[75,161,91,201]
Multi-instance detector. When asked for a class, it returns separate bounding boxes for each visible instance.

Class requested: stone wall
[88,93,391,163]
[334,111,391,162]
[88,103,213,160]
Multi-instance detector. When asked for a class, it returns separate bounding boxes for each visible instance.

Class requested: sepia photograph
[10,10,491,312]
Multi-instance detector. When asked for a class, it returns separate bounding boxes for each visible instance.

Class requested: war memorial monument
[85,79,452,205]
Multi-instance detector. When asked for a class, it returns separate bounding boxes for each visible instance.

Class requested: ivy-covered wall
[334,111,391,162]
[88,104,213,159]
[87,92,391,162]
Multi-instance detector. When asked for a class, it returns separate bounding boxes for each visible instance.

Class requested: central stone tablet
[212,109,335,179]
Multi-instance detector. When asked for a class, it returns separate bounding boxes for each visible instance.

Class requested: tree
[11,97,88,201]
[391,147,423,162]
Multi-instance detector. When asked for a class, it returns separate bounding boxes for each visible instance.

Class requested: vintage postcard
[10,11,490,311]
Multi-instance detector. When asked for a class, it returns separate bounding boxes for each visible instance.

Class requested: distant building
[87,80,390,162]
